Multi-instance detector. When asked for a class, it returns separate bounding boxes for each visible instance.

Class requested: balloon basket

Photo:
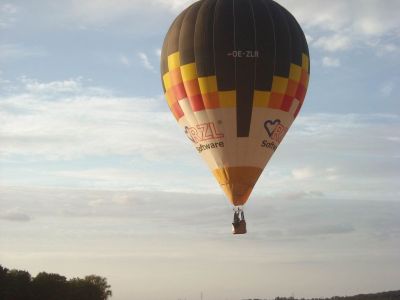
[232,207,247,234]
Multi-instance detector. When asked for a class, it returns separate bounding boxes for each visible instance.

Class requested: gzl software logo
[185,122,225,153]
[261,119,288,151]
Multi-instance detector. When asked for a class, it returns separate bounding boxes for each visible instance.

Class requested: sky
[0,0,400,299]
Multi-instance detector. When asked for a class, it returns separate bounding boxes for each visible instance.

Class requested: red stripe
[295,84,307,102]
[189,94,205,112]
[171,102,184,120]
[281,95,294,112]
[173,83,187,100]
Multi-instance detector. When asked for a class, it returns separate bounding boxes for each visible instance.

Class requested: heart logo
[184,126,196,143]
[264,119,281,137]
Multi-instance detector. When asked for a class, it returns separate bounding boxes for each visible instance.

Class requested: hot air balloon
[160,0,310,234]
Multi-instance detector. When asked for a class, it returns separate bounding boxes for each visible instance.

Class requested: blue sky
[1,1,400,299]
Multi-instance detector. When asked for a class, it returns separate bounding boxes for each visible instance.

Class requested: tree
[0,265,112,300]
[2,269,31,300]
[84,275,112,300]
[31,272,68,300]
[0,266,9,300]
[68,276,111,300]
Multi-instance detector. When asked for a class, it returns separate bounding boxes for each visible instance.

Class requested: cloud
[313,34,351,52]
[322,56,341,67]
[88,198,106,207]
[0,77,191,163]
[271,190,324,201]
[380,81,394,97]
[279,0,400,56]
[119,54,131,67]
[292,167,315,180]
[378,43,398,54]
[1,186,399,243]
[0,70,10,85]
[138,52,156,72]
[118,51,163,71]
[22,77,83,94]
[111,193,136,205]
[0,209,31,222]
[0,3,18,29]
[282,0,400,36]
[289,224,355,236]
[0,44,46,62]
[72,0,192,18]
[57,0,193,32]
[290,166,337,182]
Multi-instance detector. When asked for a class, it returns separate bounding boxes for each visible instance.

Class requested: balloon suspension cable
[233,206,243,213]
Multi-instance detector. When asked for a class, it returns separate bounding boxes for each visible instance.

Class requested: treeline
[244,290,400,300]
[274,290,400,300]
[0,265,111,300]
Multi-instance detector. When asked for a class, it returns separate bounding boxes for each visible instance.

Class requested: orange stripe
[169,68,183,85]
[286,80,298,97]
[183,79,201,97]
[300,70,309,87]
[166,89,177,107]
[268,93,284,109]
[202,92,220,109]
[213,167,263,206]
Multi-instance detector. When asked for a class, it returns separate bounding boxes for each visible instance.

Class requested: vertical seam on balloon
[191,0,223,172]
[161,44,168,93]
[200,0,224,170]
[249,0,266,169]
[249,0,257,122]
[232,0,239,172]
[211,0,227,144]
[290,13,310,75]
[212,0,219,80]
[174,8,191,122]
[233,0,237,72]
[285,8,307,118]
[280,7,294,116]
[265,0,277,81]
[182,3,203,129]
[244,0,257,172]
[161,18,176,92]
[256,0,277,169]
[249,0,257,96]
[297,23,310,116]
[163,18,180,118]
[212,0,230,171]
[195,0,209,117]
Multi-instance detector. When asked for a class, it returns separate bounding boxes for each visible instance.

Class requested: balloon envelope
[161,0,310,206]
